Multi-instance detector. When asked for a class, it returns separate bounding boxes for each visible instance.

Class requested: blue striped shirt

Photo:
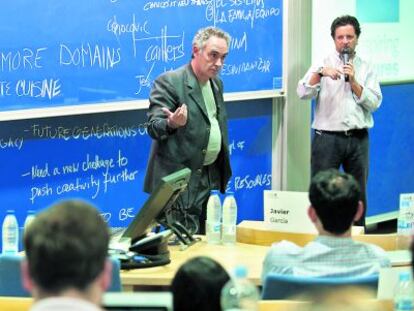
[262,236,391,283]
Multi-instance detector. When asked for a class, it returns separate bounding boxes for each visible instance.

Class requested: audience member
[21,199,111,311]
[262,169,390,281]
[171,256,230,311]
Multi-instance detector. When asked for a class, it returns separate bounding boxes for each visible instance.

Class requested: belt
[316,129,367,137]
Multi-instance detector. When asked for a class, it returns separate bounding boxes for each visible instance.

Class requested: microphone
[341,47,351,82]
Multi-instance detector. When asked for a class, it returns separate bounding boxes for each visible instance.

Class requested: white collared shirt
[297,50,382,131]
[30,297,103,311]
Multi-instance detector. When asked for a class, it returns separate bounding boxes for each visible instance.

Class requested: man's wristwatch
[317,67,324,77]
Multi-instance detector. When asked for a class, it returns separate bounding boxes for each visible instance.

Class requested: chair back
[0,254,121,296]
[108,256,122,292]
[0,254,30,297]
[261,273,379,300]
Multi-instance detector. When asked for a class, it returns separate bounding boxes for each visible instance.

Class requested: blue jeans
[311,129,369,226]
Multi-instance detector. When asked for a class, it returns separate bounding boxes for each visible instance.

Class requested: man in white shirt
[21,199,112,311]
[297,15,382,226]
[262,169,390,282]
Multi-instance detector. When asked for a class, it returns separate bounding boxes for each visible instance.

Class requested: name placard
[263,190,316,234]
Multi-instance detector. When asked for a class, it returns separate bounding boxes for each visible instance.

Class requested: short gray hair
[192,26,231,50]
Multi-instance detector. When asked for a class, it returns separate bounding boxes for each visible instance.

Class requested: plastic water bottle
[222,192,237,245]
[396,196,414,249]
[2,210,19,255]
[397,219,412,250]
[221,265,260,311]
[394,271,414,311]
[206,190,221,244]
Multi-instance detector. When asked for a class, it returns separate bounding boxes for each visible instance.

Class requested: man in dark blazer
[144,26,232,234]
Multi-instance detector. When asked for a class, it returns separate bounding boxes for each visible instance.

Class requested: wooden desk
[121,221,401,291]
[258,299,393,311]
[121,239,268,291]
[0,297,32,311]
[237,220,398,251]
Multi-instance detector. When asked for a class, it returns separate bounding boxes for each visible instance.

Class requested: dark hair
[309,169,361,234]
[24,199,109,293]
[171,256,230,311]
[330,15,361,38]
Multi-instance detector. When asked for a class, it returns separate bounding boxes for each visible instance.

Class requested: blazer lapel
[185,65,209,121]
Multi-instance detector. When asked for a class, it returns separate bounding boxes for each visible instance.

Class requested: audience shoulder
[358,240,391,267]
[271,240,303,255]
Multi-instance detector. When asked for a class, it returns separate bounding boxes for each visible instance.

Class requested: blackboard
[367,82,414,218]
[0,0,283,113]
[0,99,272,250]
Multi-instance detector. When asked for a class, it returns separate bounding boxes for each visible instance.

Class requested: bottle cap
[399,271,411,281]
[234,265,247,278]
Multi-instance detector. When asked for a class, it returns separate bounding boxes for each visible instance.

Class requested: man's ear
[98,259,113,291]
[192,44,200,57]
[21,259,34,292]
[308,205,318,223]
[354,201,364,222]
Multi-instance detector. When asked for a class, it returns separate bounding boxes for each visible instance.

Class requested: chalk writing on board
[59,44,122,70]
[101,213,112,223]
[119,208,135,221]
[0,47,47,72]
[100,207,136,224]
[233,173,272,190]
[0,137,24,150]
[28,122,148,140]
[22,150,139,204]
[1,0,282,112]
[228,139,245,155]
[222,58,271,75]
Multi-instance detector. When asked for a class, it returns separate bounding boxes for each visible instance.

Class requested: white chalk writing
[0,137,24,150]
[24,150,138,204]
[0,47,47,72]
[59,43,121,70]
[28,123,147,140]
[234,173,271,190]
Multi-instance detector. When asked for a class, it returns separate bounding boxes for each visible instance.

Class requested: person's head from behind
[330,15,360,54]
[22,199,111,302]
[308,169,363,235]
[171,256,230,311]
[191,26,231,83]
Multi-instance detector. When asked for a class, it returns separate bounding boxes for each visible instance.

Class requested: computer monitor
[122,167,191,243]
